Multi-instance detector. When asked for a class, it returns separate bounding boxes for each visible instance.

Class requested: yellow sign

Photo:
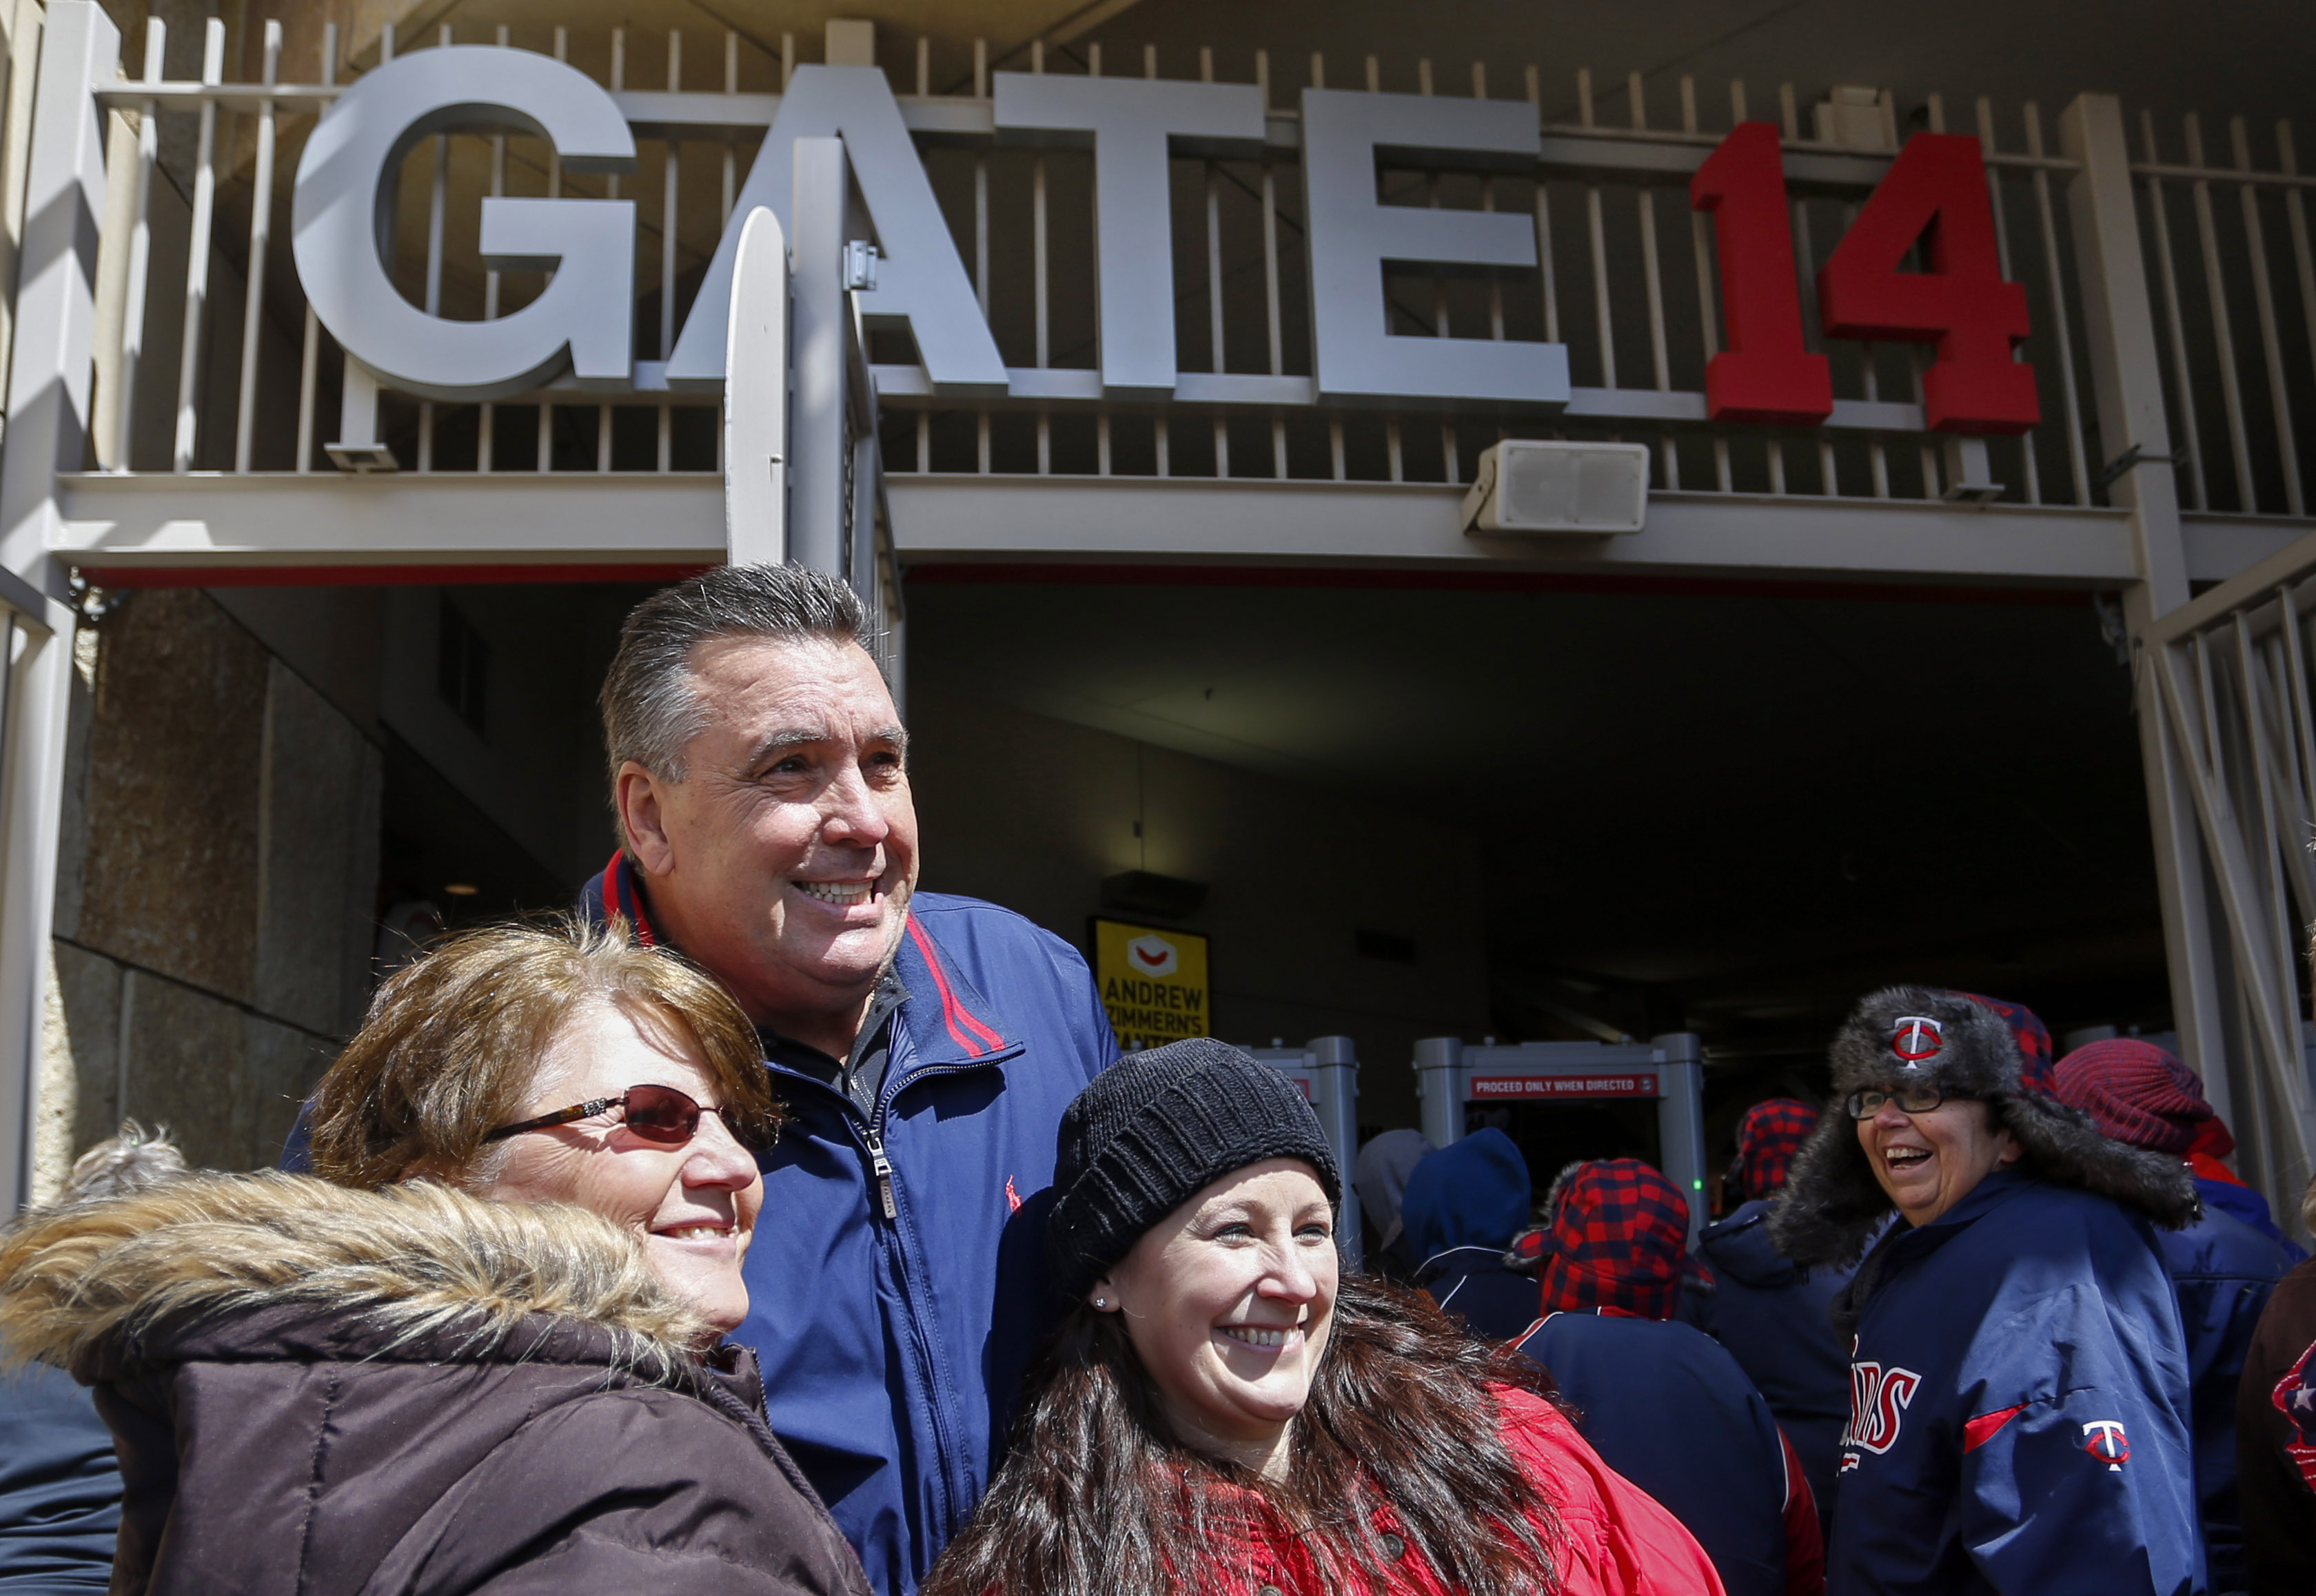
[1092,919,1211,1047]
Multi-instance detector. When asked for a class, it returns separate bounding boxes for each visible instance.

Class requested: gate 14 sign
[1092,919,1210,1048]
[291,53,2033,431]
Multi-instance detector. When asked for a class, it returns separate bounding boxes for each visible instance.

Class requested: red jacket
[1194,1387,1727,1595]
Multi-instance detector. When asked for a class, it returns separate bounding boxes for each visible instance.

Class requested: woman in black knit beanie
[923,1037,1724,1596]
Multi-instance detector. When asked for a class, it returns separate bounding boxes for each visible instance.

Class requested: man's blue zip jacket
[1829,1169,2204,1596]
[582,855,1118,1596]
[2161,1186,2290,1593]
[1680,1197,1856,1532]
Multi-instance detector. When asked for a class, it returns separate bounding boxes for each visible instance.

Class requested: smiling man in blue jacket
[582,564,1117,1596]
[1770,986,2206,1596]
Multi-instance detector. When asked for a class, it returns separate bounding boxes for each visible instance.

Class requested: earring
[1093,1296,1108,1309]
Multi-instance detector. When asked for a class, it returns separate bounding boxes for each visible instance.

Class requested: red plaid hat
[1955,992,2056,1096]
[2053,1039,2215,1156]
[1731,1098,1818,1203]
[1536,1159,1690,1322]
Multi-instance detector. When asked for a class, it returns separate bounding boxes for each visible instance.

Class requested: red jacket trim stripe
[906,916,990,1057]
[1962,1402,2027,1452]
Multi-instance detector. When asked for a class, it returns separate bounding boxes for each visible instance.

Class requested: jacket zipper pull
[862,1124,897,1220]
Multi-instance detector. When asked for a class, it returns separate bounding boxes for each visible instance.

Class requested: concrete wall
[30,591,381,1194]
[907,685,1490,1132]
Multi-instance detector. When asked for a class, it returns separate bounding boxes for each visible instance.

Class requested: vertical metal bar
[416,24,452,474]
[1527,66,1559,343]
[117,19,163,473]
[723,31,738,227]
[2186,113,2259,512]
[1685,76,1720,383]
[2281,125,2316,507]
[917,411,931,473]
[1578,70,1616,389]
[1978,97,2044,505]
[600,25,622,473]
[2020,105,2091,505]
[1767,436,1787,494]
[917,34,929,97]
[658,31,680,473]
[1096,412,1109,475]
[2232,118,2302,515]
[173,18,225,472]
[478,24,508,473]
[1627,73,1670,392]
[1387,420,1402,482]
[230,21,280,473]
[540,26,565,471]
[1261,165,1283,376]
[1330,418,1345,481]
[295,22,332,475]
[2277,583,2316,821]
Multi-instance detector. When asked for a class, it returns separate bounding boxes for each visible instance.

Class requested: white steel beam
[50,471,2313,587]
[722,206,789,564]
[0,0,114,1212]
[2064,90,2235,1122]
[787,136,848,575]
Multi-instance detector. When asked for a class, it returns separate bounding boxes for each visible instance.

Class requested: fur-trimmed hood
[1769,985,2200,1269]
[0,1171,710,1382]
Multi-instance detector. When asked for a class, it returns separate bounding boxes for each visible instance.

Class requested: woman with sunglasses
[0,919,870,1596]
[1765,986,2203,1596]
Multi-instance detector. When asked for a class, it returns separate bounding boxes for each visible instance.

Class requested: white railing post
[788,135,848,575]
[723,205,789,564]
[2062,92,2241,1125]
[0,0,118,1211]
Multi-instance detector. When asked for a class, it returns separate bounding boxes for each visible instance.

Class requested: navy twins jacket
[1830,1170,2204,1596]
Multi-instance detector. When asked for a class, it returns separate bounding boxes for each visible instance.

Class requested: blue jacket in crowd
[582,864,1119,1596]
[1680,1196,1856,1532]
[1516,1309,1793,1596]
[1831,1169,2204,1596]
[0,1362,119,1591]
[1405,1128,1541,1341]
[2162,1189,2291,1593]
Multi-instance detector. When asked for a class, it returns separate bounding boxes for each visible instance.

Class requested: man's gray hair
[600,562,875,784]
[60,1121,189,1205]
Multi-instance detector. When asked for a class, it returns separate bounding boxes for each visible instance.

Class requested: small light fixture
[1463,440,1651,535]
[442,883,480,897]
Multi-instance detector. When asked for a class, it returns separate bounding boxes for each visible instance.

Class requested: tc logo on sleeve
[1842,1361,1923,1460]
[2081,1420,2130,1470]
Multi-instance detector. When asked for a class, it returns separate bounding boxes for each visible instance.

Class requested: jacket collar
[583,852,1019,1074]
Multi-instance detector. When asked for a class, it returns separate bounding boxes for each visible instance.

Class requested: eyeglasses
[1844,1085,1948,1120]
[484,1083,768,1149]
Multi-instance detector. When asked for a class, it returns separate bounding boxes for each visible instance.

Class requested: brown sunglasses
[483,1082,772,1150]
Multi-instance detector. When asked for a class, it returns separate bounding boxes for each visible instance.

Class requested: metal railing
[72,21,2179,514]
[2144,536,2316,1208]
[2135,114,2316,517]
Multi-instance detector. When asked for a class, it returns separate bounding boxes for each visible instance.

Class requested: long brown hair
[925,1274,1563,1596]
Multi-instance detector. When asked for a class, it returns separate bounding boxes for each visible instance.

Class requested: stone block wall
[30,590,381,1194]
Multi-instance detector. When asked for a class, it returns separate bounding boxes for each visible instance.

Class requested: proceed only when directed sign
[1093,920,1210,1048]
[1470,1074,1661,1100]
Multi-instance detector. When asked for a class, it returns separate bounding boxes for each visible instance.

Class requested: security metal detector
[1413,1034,1709,1247]
[1242,1036,1363,1265]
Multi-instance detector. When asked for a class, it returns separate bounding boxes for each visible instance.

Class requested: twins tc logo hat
[1891,1016,1944,1067]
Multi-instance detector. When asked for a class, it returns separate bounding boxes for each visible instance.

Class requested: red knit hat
[2053,1039,2214,1156]
[1536,1159,1689,1322]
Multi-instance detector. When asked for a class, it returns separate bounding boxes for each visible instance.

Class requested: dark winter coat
[0,1360,119,1590]
[1679,1198,1856,1534]
[0,1174,872,1596]
[582,861,1119,1596]
[1515,1310,1799,1596]
[1826,1170,2202,1596]
[2162,1200,2290,1592]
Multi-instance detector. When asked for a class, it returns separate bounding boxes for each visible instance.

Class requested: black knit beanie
[1046,1037,1343,1302]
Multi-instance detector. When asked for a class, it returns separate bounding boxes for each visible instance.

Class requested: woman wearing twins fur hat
[1768,986,2206,1596]
[926,1036,1727,1596]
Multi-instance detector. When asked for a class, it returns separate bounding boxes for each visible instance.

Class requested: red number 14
[1689,123,2038,435]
